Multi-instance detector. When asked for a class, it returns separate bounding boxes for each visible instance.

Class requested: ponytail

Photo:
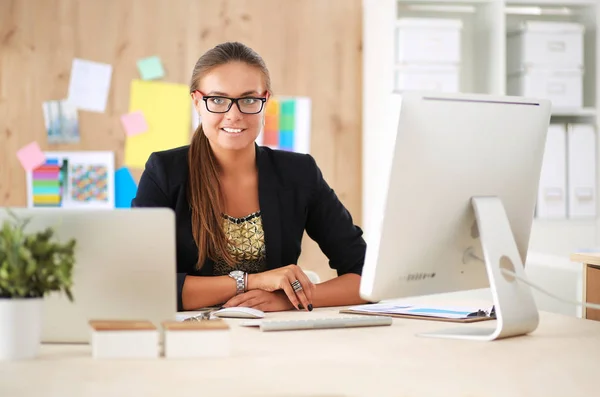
[188,125,235,269]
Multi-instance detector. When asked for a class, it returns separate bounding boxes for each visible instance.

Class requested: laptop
[0,208,178,343]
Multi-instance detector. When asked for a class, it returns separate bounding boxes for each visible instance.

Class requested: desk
[1,303,600,397]
[571,252,600,321]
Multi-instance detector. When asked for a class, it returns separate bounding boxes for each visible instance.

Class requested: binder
[567,124,596,218]
[537,124,567,219]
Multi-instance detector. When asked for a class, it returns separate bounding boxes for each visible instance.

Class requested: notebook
[340,303,496,323]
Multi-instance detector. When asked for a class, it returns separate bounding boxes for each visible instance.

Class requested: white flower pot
[0,298,43,360]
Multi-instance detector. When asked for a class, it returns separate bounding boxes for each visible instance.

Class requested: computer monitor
[359,91,552,341]
[0,208,177,343]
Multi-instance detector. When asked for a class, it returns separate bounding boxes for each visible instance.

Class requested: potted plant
[0,210,76,360]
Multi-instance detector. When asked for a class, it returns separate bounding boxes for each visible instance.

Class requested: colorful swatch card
[26,151,115,209]
[257,96,311,154]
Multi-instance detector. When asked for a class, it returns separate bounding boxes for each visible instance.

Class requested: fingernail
[308,304,313,311]
[298,304,304,310]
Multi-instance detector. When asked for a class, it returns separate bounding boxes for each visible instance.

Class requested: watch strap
[230,271,245,295]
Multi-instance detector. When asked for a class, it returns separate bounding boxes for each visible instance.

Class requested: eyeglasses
[201,95,267,114]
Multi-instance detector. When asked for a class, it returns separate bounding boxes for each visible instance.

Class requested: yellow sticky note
[124,80,191,168]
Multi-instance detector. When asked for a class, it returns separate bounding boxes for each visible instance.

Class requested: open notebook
[340,303,496,323]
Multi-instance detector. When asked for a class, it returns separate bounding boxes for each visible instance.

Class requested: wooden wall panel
[0,0,362,282]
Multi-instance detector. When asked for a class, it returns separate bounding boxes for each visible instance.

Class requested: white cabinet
[363,0,600,259]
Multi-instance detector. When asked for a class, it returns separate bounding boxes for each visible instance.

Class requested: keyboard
[254,315,393,332]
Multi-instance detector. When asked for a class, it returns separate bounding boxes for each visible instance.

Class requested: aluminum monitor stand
[418,196,540,341]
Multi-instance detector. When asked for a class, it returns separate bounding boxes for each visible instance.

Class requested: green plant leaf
[0,209,76,301]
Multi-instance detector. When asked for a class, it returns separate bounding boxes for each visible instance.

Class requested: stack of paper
[347,303,491,319]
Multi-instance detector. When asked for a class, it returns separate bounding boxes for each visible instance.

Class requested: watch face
[230,270,243,277]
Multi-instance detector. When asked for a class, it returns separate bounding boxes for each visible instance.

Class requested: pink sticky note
[16,141,46,172]
[120,111,148,136]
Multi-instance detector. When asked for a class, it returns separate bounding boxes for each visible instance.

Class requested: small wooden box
[89,320,159,359]
[162,320,231,358]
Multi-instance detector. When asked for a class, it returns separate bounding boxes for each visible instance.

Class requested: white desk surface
[2,299,600,397]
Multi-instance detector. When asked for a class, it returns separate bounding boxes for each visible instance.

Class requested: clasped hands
[222,264,316,312]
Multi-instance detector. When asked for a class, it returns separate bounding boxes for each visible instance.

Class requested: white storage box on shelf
[507,21,584,74]
[567,123,597,219]
[507,67,583,109]
[394,64,460,93]
[395,18,463,65]
[536,124,567,219]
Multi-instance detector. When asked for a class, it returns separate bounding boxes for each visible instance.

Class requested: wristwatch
[228,270,246,295]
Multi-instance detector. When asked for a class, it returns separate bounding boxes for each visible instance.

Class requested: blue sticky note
[137,56,165,80]
[279,130,294,151]
[115,167,138,208]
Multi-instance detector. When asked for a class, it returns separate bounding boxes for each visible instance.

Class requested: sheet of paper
[400,306,482,319]
[67,58,113,113]
[347,303,412,313]
[348,303,485,319]
[115,167,138,208]
[120,111,148,137]
[16,141,46,172]
[137,56,165,80]
[124,80,191,169]
[42,99,80,144]
[176,313,198,322]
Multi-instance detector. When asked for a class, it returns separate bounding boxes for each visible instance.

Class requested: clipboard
[339,305,496,324]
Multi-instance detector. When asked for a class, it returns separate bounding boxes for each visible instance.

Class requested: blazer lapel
[256,145,283,270]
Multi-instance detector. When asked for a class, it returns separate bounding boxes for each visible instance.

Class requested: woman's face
[192,62,269,153]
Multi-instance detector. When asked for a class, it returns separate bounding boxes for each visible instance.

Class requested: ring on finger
[291,279,303,292]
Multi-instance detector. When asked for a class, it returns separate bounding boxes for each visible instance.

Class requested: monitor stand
[418,196,539,341]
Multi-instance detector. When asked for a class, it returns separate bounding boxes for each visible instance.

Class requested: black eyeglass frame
[201,95,267,114]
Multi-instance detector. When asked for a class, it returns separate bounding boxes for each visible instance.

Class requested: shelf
[398,4,477,13]
[397,0,494,4]
[504,1,598,16]
[505,6,575,15]
[505,0,597,6]
[529,218,598,256]
[396,0,495,14]
[551,107,597,117]
[533,218,597,225]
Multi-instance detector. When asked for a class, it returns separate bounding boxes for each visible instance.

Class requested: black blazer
[132,144,366,310]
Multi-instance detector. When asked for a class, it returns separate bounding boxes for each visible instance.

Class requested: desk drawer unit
[585,265,600,321]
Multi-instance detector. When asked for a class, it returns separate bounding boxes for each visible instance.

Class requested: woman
[132,42,367,312]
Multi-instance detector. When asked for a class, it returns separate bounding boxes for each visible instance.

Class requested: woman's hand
[247,265,315,310]
[222,290,295,312]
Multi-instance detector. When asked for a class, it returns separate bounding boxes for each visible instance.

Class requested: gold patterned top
[212,211,268,276]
